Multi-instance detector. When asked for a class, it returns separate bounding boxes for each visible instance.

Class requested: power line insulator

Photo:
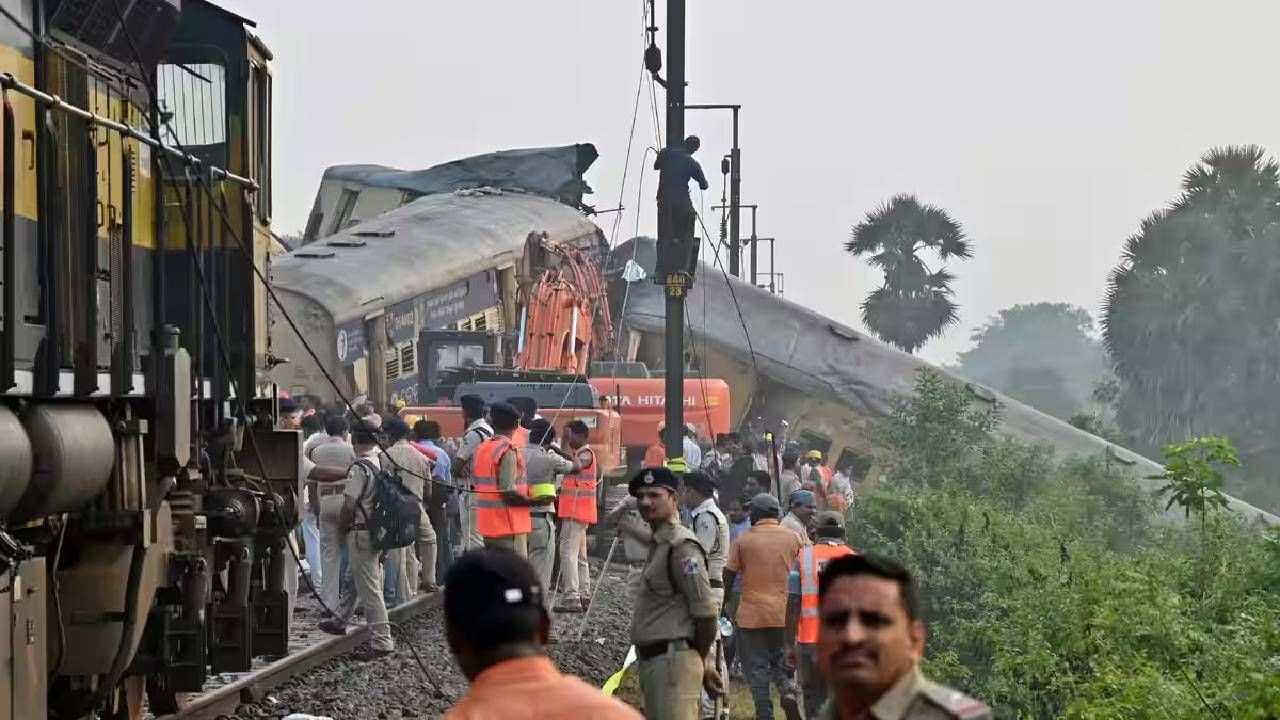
[644,43,663,75]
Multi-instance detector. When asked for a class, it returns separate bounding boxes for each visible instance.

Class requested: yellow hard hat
[805,450,823,460]
[403,414,422,426]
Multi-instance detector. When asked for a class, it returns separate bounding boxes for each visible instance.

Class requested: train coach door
[364,310,386,409]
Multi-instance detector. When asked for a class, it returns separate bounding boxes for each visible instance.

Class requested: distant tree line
[1102,145,1280,512]
[847,146,1280,512]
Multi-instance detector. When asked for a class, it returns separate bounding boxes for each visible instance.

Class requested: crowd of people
[277,395,990,719]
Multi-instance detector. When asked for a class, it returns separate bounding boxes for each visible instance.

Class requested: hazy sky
[221,0,1280,364]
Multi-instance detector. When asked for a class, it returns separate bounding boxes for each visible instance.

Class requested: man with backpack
[381,418,439,603]
[318,422,396,659]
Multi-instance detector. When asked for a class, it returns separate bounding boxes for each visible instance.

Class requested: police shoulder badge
[681,556,701,575]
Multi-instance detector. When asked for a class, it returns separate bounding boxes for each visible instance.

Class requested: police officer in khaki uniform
[683,472,731,720]
[605,495,652,604]
[816,554,990,720]
[630,467,723,720]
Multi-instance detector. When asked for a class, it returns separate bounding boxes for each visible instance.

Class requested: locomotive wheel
[101,676,146,720]
[145,673,195,715]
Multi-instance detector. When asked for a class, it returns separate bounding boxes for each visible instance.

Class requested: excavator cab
[415,330,501,403]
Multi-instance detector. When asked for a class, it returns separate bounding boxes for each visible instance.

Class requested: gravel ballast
[227,558,637,719]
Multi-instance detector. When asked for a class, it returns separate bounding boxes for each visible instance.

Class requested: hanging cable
[604,0,653,250]
[612,147,656,360]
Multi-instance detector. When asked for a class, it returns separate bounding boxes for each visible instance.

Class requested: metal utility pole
[686,103,740,277]
[714,201,759,281]
[659,0,687,472]
[730,110,740,279]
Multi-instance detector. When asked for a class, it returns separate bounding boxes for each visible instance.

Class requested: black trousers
[738,626,794,720]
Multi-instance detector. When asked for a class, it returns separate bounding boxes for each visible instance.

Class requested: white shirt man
[683,434,703,469]
[453,411,494,551]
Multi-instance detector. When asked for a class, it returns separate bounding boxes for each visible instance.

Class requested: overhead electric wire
[613,146,656,360]
[604,0,653,250]
[647,71,663,147]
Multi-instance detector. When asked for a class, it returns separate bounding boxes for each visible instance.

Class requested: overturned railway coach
[612,237,1279,527]
[0,1,300,718]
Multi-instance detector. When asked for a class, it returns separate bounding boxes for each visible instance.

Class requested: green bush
[849,370,1280,719]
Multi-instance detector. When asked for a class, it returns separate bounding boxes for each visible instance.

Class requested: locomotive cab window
[157,62,227,168]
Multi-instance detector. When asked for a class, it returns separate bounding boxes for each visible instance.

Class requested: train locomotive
[0,1,298,717]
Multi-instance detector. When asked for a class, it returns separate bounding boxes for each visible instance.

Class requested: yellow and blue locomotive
[0,1,297,717]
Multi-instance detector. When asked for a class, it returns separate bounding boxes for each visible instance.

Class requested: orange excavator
[405,232,731,477]
[515,231,614,375]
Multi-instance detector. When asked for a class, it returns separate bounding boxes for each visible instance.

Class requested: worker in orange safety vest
[554,419,598,612]
[473,402,547,558]
[507,396,540,450]
[785,511,857,718]
[805,450,848,513]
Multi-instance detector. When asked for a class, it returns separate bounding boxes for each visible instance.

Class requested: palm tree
[1103,145,1280,511]
[846,194,971,353]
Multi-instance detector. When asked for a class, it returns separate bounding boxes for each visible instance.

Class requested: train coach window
[385,341,416,381]
[399,341,417,376]
[798,430,832,455]
[330,188,358,235]
[835,448,873,482]
[157,63,227,149]
[385,347,401,381]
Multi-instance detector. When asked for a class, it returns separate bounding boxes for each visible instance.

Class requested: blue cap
[629,466,680,496]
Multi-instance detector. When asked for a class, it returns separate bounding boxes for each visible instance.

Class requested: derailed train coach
[269,186,607,411]
[611,238,1279,528]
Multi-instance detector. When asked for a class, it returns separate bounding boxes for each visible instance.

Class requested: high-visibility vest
[512,425,530,450]
[797,542,856,644]
[527,448,558,502]
[473,437,531,538]
[558,446,598,524]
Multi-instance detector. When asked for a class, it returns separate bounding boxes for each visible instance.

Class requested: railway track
[153,556,635,720]
[156,592,444,720]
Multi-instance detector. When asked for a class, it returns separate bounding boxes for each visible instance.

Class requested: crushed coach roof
[274,189,601,324]
[613,237,1278,527]
[321,143,599,209]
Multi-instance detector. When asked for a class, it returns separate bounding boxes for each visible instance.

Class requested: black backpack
[354,459,421,551]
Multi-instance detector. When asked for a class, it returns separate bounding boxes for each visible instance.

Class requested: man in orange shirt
[642,422,669,469]
[442,548,642,719]
[724,494,805,720]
